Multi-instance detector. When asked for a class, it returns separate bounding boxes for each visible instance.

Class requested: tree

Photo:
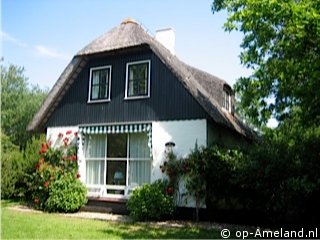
[212,0,320,127]
[1,62,47,149]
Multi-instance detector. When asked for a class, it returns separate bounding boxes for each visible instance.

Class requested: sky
[1,0,252,90]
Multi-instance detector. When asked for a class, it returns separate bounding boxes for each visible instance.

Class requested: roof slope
[28,19,254,138]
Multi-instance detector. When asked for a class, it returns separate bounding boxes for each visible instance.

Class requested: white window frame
[125,60,151,100]
[223,89,231,112]
[84,132,152,198]
[88,65,112,103]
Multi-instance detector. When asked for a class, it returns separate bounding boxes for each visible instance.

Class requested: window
[125,60,150,99]
[88,66,111,102]
[85,135,106,185]
[84,132,151,196]
[223,89,231,112]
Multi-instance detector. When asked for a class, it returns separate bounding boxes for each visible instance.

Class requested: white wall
[152,119,207,207]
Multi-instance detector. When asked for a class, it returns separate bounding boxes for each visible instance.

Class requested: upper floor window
[88,66,112,103]
[125,60,150,99]
[223,89,231,112]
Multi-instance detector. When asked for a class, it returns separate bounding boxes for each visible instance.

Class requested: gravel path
[8,204,253,231]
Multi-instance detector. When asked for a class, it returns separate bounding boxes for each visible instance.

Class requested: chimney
[155,28,175,55]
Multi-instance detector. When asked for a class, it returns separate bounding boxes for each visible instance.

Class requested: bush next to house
[1,131,25,199]
[45,172,87,213]
[1,131,46,199]
[127,180,175,221]
[29,131,87,212]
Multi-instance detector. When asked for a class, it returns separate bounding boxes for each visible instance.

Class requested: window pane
[106,160,126,185]
[92,71,100,85]
[129,133,150,158]
[139,80,147,95]
[85,135,106,158]
[86,160,105,185]
[128,81,134,96]
[223,90,230,110]
[99,85,106,99]
[129,160,150,186]
[91,86,99,99]
[129,133,151,186]
[107,134,127,158]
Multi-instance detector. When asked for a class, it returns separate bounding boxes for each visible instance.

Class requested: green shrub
[1,131,25,199]
[1,149,24,199]
[127,180,175,221]
[45,173,87,213]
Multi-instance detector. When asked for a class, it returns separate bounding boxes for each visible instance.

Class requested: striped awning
[79,123,152,154]
[79,123,151,135]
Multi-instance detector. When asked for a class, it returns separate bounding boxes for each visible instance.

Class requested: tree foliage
[212,0,320,127]
[1,62,47,149]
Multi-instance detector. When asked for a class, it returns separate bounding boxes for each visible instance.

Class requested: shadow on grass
[100,223,221,239]
[1,199,24,208]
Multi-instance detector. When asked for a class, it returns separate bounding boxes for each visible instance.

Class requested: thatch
[28,19,254,138]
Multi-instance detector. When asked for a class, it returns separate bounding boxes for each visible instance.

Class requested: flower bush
[159,151,185,205]
[29,131,87,212]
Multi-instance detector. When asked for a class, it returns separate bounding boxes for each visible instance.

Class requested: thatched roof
[28,18,254,138]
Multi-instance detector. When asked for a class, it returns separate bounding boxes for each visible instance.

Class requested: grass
[1,201,221,239]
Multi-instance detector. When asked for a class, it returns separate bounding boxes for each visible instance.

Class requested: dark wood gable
[46,48,210,127]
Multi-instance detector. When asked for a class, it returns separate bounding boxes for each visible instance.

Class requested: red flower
[38,143,48,154]
[66,130,72,135]
[71,155,77,161]
[35,163,40,170]
[58,133,64,138]
[44,181,49,188]
[166,187,174,195]
[74,132,78,137]
[76,173,81,179]
[63,137,69,146]
[34,198,39,204]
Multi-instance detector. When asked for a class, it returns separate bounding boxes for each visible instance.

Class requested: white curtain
[85,135,106,185]
[91,71,99,99]
[86,160,105,185]
[129,133,151,186]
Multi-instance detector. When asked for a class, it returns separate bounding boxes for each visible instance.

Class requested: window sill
[124,96,150,100]
[87,99,111,104]
[222,107,232,114]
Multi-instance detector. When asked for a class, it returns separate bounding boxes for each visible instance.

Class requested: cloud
[0,31,27,47]
[35,45,70,60]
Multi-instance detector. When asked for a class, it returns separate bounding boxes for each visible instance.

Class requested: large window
[125,60,150,99]
[88,66,111,102]
[84,132,151,196]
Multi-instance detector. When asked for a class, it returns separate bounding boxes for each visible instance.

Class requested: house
[28,18,253,206]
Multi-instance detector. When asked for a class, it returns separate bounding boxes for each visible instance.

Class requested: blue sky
[1,0,251,89]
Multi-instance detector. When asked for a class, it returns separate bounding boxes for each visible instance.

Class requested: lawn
[1,201,221,239]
